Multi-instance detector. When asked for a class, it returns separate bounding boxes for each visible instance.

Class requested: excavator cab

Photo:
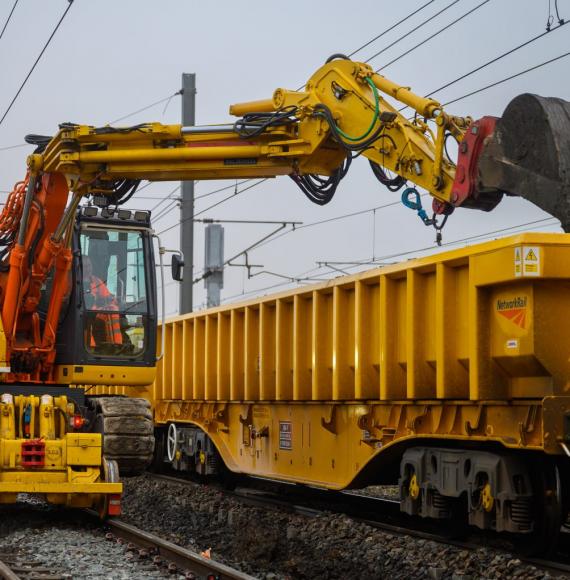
[53,206,158,386]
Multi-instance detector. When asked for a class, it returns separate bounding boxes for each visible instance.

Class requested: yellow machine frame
[0,394,121,506]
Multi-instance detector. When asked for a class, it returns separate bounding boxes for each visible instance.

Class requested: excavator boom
[29,57,570,228]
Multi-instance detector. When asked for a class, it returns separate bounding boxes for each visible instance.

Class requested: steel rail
[0,558,21,580]
[85,509,255,580]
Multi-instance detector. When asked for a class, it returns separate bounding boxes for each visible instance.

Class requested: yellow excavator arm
[28,55,570,230]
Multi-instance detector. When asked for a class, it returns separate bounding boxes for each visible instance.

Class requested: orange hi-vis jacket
[88,276,123,345]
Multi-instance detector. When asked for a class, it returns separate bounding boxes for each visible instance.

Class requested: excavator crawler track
[90,396,155,475]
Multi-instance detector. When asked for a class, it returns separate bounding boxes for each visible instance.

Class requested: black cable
[232,103,353,205]
[443,50,570,107]
[365,0,462,64]
[369,160,406,191]
[347,0,437,58]
[444,132,458,162]
[0,0,74,128]
[234,106,299,139]
[291,156,352,205]
[376,0,492,72]
[418,20,567,102]
[0,0,19,41]
[312,104,387,152]
[111,179,140,205]
[89,123,150,135]
[24,133,52,153]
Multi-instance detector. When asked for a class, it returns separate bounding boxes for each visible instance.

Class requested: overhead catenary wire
[398,19,568,113]
[336,217,561,270]
[223,216,560,305]
[152,198,180,223]
[149,184,180,213]
[364,0,462,64]
[252,196,426,253]
[109,90,182,125]
[194,179,269,218]
[0,142,28,152]
[426,20,566,99]
[443,50,570,107]
[376,0,492,72]
[0,0,74,128]
[0,0,19,42]
[195,179,254,201]
[148,179,258,224]
[157,179,269,236]
[347,0,437,58]
[294,0,442,91]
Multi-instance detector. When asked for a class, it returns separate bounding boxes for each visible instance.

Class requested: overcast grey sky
[0,0,568,315]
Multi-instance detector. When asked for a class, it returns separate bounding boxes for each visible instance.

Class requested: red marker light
[70,415,84,429]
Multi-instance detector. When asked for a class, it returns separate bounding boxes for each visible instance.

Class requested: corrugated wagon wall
[152,234,570,403]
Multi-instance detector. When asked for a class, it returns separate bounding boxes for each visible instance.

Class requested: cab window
[80,227,149,358]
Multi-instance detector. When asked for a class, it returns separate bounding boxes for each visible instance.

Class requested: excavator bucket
[477,93,570,231]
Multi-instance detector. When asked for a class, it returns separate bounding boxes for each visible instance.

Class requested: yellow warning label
[514,247,522,277]
[522,245,540,277]
[525,249,537,261]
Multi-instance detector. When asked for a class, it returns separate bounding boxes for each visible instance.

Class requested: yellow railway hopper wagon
[94,233,570,547]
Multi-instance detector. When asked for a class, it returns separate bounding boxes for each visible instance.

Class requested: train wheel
[97,457,120,520]
[166,423,178,463]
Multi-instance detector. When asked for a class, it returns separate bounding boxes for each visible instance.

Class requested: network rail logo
[496,296,528,329]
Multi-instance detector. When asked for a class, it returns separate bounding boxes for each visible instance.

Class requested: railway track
[148,472,570,578]
[0,500,254,580]
[0,552,70,579]
[95,512,256,580]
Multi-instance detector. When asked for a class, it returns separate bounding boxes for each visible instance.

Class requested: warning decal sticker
[522,245,540,277]
[514,247,522,277]
[514,246,541,277]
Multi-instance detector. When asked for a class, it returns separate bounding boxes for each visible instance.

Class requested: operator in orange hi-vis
[81,255,123,349]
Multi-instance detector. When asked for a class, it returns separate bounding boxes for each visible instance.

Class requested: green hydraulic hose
[334,77,381,142]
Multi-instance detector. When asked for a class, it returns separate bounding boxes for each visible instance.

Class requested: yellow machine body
[0,394,121,506]
[89,233,570,489]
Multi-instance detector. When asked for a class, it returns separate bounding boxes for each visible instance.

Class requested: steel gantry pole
[180,73,196,314]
